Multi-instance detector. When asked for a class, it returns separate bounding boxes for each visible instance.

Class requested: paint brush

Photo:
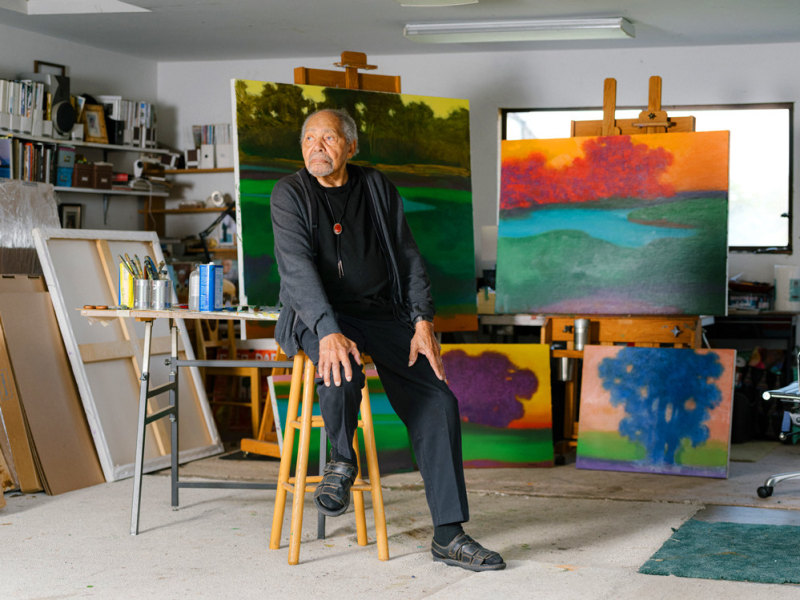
[119,254,135,277]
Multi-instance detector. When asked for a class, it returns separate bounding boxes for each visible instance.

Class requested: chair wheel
[757,486,773,498]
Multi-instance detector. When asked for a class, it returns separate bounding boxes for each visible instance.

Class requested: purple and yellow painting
[576,346,736,478]
[233,79,476,330]
[441,344,553,467]
[496,131,730,315]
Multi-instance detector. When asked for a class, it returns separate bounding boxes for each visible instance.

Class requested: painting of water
[496,131,730,315]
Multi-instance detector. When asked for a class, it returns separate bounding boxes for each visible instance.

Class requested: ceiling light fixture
[0,0,149,15]
[403,17,635,43]
[396,0,478,6]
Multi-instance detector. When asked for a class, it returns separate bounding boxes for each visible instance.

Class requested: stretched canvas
[232,80,476,329]
[576,346,736,478]
[441,344,553,467]
[496,131,730,315]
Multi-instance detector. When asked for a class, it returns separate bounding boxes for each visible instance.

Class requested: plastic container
[188,268,200,311]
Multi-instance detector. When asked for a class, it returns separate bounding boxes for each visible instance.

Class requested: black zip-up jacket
[271,165,434,356]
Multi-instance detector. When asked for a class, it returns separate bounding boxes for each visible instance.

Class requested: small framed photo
[59,203,82,229]
[83,105,108,144]
[33,60,66,76]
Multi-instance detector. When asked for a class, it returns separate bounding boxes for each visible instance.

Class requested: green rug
[640,519,800,584]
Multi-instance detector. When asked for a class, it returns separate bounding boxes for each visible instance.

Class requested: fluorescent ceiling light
[396,0,478,6]
[404,17,635,43]
[0,0,149,14]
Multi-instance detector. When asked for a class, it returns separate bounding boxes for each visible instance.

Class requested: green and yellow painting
[577,346,736,478]
[496,131,730,315]
[232,80,476,329]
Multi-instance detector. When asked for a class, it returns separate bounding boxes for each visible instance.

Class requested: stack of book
[190,123,233,168]
[96,95,158,147]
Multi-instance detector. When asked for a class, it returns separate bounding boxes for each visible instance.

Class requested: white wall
[157,42,800,282]
[0,23,158,231]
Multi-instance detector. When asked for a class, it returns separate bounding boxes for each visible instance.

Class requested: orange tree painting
[496,131,730,315]
[233,80,476,325]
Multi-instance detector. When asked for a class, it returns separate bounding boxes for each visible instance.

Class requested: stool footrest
[282,477,375,495]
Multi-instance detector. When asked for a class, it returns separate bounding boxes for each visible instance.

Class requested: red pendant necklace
[322,191,349,277]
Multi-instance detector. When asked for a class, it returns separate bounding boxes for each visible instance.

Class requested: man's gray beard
[308,154,334,177]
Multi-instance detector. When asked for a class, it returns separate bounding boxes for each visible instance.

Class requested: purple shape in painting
[442,350,539,428]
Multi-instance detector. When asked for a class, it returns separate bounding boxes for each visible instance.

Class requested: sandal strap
[433,533,501,566]
[323,461,357,479]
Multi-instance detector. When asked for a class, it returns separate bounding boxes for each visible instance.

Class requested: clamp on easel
[571,75,695,137]
[294,51,401,93]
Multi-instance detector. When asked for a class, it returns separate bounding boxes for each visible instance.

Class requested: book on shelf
[0,136,11,179]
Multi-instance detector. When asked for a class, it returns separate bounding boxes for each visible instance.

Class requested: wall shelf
[56,186,169,197]
[164,167,233,174]
[0,129,173,155]
[138,206,226,214]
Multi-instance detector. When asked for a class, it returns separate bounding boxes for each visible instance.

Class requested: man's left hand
[408,319,445,380]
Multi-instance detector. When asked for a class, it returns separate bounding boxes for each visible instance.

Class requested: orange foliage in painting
[501,136,676,210]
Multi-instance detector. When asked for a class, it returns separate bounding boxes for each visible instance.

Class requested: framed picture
[33,60,66,76]
[82,105,108,144]
[59,203,82,229]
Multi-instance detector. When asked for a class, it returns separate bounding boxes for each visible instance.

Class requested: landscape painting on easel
[232,80,476,329]
[496,131,729,315]
[576,346,736,478]
[440,344,553,467]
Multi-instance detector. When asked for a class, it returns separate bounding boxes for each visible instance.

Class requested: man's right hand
[318,333,361,387]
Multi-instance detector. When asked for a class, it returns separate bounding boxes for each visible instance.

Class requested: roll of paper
[774,264,800,312]
[208,190,225,207]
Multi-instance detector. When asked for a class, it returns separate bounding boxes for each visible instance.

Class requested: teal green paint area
[496,195,728,315]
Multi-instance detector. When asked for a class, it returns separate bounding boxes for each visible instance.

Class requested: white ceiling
[1,0,800,62]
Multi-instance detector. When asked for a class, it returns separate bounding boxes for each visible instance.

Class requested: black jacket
[271,165,434,356]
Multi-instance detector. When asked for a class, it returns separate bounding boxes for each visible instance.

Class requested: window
[502,104,793,252]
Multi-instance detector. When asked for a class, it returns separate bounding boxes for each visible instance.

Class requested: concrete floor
[3,441,800,599]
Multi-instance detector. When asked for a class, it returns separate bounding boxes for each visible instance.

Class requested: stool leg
[288,357,316,565]
[352,429,368,546]
[360,385,389,561]
[269,353,305,550]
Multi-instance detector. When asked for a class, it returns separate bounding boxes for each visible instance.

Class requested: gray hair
[300,108,359,155]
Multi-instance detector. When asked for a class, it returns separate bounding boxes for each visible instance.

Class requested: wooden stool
[269,352,389,565]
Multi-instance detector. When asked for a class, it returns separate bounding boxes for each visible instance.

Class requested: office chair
[756,362,800,498]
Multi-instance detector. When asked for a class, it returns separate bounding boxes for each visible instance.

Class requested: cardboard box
[56,167,73,187]
[72,163,92,188]
[92,163,113,189]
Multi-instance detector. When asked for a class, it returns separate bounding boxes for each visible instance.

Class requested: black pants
[295,313,469,526]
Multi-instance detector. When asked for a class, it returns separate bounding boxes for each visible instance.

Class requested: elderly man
[270,108,505,572]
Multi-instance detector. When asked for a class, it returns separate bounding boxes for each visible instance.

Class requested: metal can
[151,279,171,310]
[134,278,151,310]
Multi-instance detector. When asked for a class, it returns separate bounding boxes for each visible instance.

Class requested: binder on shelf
[199,144,215,169]
[215,144,233,168]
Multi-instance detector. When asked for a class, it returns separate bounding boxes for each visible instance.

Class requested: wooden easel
[545,76,701,454]
[240,52,400,459]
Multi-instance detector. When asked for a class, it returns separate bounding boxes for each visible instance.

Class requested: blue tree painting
[577,346,736,478]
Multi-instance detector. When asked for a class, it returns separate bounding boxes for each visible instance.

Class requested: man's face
[301,112,356,181]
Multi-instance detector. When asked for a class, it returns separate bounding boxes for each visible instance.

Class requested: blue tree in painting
[598,348,723,465]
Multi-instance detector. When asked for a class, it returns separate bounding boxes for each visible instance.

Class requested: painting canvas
[496,131,730,315]
[576,346,736,478]
[232,80,476,329]
[441,344,553,467]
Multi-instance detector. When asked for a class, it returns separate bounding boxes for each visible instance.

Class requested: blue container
[198,263,223,311]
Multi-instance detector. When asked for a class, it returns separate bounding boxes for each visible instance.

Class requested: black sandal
[313,461,357,517]
[431,532,506,572]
